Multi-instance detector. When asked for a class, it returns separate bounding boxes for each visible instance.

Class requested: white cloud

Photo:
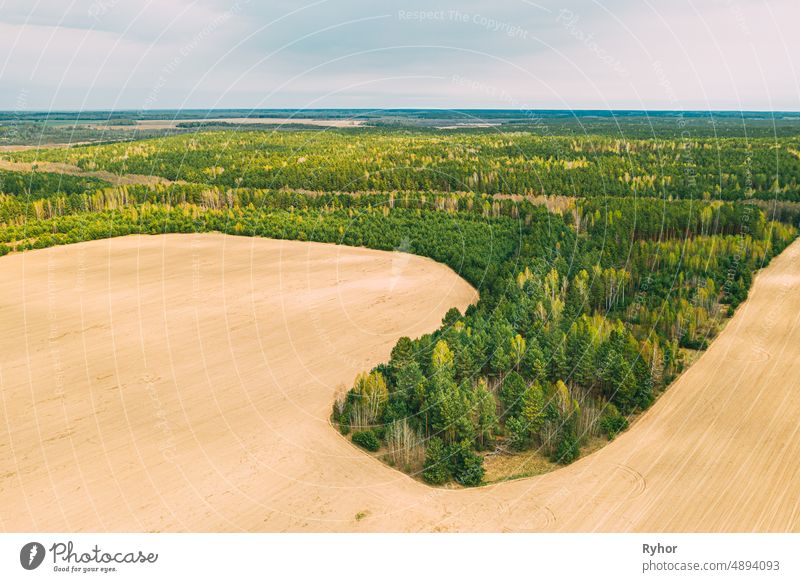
[0,0,797,110]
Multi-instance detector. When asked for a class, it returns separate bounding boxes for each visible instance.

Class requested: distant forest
[3,108,800,147]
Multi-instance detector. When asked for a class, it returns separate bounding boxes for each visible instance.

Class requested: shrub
[599,404,629,439]
[352,430,380,452]
[372,425,387,440]
[332,395,351,435]
[449,441,485,487]
[453,451,484,487]
[505,415,530,451]
[551,422,580,465]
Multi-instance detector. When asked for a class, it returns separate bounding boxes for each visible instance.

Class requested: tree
[352,430,380,452]
[499,371,527,418]
[566,320,596,389]
[352,370,388,427]
[422,437,450,484]
[20,130,798,488]
[431,339,455,378]
[431,379,474,445]
[549,380,581,464]
[442,307,462,328]
[552,419,580,464]
[389,336,415,370]
[449,440,485,487]
[489,320,514,377]
[519,336,546,381]
[505,381,545,450]
[600,350,637,413]
[547,330,569,380]
[472,379,498,449]
[506,416,529,451]
[395,362,425,412]
[599,403,629,439]
[520,381,545,434]
[509,334,526,371]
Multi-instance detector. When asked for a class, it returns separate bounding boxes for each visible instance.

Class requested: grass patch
[482,437,609,484]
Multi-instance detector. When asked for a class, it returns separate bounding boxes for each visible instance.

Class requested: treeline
[10,130,800,200]
[0,181,539,225]
[0,197,522,291]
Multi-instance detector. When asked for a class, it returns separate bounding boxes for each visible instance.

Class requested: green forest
[1,122,798,487]
[10,129,800,201]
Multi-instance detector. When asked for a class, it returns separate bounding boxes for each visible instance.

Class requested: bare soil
[1,234,799,532]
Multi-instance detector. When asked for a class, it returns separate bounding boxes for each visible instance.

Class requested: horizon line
[2,107,800,115]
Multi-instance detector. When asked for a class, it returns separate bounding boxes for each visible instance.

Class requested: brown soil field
[1,234,799,532]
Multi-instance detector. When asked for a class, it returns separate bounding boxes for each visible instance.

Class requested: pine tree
[422,437,450,484]
[472,379,498,449]
[500,371,527,418]
[521,381,545,435]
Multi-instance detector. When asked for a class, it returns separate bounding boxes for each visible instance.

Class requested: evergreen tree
[499,371,527,418]
[472,379,498,449]
[422,437,450,485]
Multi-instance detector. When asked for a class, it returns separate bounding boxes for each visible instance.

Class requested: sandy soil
[0,234,476,531]
[1,234,799,532]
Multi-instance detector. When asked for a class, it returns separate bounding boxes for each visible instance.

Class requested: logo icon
[20,542,46,570]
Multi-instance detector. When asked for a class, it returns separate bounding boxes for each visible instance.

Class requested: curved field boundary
[1,234,799,532]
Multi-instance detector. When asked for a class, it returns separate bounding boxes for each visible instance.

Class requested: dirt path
[1,234,799,532]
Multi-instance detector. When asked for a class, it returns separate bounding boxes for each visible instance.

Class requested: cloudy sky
[1,0,798,111]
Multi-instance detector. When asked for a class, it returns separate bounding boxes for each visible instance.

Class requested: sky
[0,0,798,111]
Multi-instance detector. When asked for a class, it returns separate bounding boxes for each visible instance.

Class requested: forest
[331,197,793,485]
[1,123,798,487]
[8,129,800,201]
